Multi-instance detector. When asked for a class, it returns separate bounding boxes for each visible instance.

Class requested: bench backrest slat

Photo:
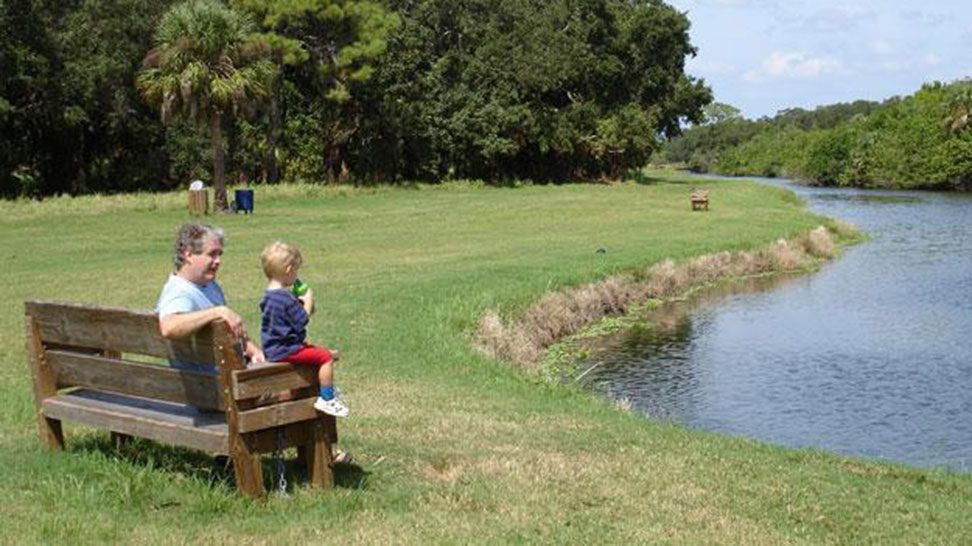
[48,350,224,411]
[25,300,217,365]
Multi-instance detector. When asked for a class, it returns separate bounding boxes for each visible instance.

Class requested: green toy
[292,278,310,297]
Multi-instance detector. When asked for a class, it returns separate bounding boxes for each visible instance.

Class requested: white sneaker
[314,396,349,418]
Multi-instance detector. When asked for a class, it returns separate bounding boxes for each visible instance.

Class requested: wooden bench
[691,189,710,211]
[25,300,337,498]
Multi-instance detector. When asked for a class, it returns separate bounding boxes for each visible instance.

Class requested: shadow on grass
[627,168,699,186]
[334,460,368,489]
[70,433,370,493]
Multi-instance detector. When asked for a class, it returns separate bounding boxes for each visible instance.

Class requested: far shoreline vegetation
[660,79,972,191]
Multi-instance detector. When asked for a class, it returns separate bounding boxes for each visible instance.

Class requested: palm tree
[137,0,274,210]
[943,82,972,134]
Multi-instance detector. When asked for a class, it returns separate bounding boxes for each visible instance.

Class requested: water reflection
[588,275,800,422]
[584,181,972,472]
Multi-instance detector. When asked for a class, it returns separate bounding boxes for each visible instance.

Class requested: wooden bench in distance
[25,300,337,498]
[691,188,710,211]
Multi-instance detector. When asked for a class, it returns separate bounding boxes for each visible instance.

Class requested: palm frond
[137,0,272,124]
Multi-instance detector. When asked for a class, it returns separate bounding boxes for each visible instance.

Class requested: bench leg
[111,431,133,449]
[232,451,264,498]
[230,435,265,498]
[300,418,334,488]
[27,316,64,450]
[38,416,64,450]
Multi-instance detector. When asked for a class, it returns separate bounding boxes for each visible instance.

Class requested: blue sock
[320,385,335,401]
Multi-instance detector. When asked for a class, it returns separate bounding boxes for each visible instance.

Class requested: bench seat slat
[42,389,228,453]
[48,350,223,411]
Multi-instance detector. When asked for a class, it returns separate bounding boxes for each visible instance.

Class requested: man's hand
[214,306,244,338]
[247,343,266,364]
[160,305,265,367]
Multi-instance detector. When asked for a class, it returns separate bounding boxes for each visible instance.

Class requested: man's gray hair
[173,223,225,271]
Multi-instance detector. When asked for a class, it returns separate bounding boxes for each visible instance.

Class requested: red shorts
[281,344,334,366]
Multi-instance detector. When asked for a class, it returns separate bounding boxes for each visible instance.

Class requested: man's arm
[160,307,265,363]
[158,305,244,339]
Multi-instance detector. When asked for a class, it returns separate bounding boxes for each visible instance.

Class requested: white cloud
[877,61,905,73]
[869,40,895,55]
[743,51,844,82]
[900,10,951,28]
[796,5,876,33]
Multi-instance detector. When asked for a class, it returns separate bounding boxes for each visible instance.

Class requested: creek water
[582,179,972,471]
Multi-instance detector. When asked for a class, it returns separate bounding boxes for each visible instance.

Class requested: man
[157,223,351,464]
[156,223,265,370]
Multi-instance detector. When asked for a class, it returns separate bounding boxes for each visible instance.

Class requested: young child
[259,241,348,417]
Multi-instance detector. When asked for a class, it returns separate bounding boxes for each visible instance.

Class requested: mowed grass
[1,174,970,543]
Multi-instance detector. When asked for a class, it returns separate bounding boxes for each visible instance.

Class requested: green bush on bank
[665,80,972,190]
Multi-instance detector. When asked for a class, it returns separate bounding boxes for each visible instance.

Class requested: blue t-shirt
[260,289,308,362]
[156,274,225,316]
[155,274,226,373]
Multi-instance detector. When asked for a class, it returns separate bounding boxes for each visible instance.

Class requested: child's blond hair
[261,241,303,280]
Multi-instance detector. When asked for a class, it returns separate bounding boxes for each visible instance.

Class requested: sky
[667,0,972,119]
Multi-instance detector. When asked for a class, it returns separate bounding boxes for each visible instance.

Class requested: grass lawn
[1,172,970,543]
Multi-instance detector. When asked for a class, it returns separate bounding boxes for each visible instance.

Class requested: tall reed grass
[475,223,859,366]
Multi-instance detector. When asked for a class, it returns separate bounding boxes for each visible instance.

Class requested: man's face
[180,236,223,285]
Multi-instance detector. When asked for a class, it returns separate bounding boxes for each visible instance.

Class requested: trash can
[188,189,209,215]
[234,188,254,214]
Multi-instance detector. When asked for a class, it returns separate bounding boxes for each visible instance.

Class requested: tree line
[0,0,710,203]
[662,81,972,191]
